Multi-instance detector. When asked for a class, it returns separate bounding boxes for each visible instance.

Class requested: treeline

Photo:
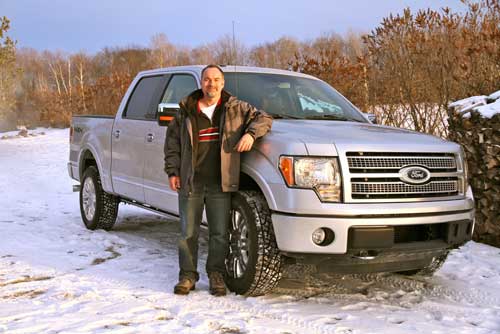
[293,0,500,137]
[1,0,499,137]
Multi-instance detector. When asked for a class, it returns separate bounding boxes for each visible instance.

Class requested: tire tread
[80,166,119,231]
[239,190,282,296]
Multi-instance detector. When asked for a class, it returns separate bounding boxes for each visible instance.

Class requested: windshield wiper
[303,114,358,122]
[267,113,302,119]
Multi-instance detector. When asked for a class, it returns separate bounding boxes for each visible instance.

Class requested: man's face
[201,67,224,99]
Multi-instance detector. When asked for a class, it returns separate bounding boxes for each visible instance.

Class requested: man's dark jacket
[164,89,273,193]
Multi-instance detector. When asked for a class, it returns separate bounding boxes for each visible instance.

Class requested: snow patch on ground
[0,129,499,334]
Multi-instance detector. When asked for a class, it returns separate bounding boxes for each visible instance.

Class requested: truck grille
[351,179,459,199]
[347,152,456,172]
[345,152,460,201]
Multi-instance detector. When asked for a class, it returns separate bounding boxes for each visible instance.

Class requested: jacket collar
[180,89,234,116]
[197,96,222,113]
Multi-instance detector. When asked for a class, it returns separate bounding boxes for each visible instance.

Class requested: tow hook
[352,250,378,260]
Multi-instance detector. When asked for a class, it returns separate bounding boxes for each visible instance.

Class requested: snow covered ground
[1,128,500,334]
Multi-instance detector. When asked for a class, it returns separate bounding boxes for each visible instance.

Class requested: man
[164,64,272,296]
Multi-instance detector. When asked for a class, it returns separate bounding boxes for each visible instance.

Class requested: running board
[120,198,211,227]
[120,198,180,219]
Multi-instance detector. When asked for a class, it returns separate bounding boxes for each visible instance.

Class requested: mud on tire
[226,191,283,296]
[79,166,119,230]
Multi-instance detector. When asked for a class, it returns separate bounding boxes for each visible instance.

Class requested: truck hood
[269,120,458,155]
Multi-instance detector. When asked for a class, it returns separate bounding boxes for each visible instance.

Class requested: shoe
[208,272,227,296]
[174,277,196,295]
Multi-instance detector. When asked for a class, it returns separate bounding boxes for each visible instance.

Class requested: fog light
[312,228,326,245]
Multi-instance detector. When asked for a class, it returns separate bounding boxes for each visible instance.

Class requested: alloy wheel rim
[82,177,96,221]
[227,209,250,279]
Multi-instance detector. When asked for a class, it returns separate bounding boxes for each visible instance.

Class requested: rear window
[124,76,165,120]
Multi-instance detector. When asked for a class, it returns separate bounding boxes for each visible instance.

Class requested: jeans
[177,182,231,281]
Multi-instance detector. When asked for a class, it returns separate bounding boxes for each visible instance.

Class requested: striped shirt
[193,98,223,183]
[199,126,219,142]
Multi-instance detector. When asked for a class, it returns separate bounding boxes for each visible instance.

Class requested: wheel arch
[78,145,113,193]
[79,149,98,180]
[240,166,277,210]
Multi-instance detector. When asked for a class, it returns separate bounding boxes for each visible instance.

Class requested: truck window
[162,75,198,104]
[124,75,165,120]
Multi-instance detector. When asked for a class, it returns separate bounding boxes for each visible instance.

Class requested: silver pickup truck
[68,65,475,296]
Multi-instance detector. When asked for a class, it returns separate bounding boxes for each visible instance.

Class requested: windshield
[224,72,367,122]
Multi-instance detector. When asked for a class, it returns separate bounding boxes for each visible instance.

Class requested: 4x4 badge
[399,166,431,185]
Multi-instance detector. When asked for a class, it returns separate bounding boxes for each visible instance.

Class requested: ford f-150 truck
[68,65,475,296]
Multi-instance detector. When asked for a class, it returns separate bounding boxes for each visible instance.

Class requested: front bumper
[272,198,474,254]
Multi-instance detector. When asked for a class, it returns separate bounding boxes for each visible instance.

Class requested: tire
[79,166,119,231]
[225,191,283,296]
[398,252,449,276]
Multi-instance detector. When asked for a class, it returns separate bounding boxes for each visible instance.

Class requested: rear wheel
[225,191,283,296]
[80,166,119,230]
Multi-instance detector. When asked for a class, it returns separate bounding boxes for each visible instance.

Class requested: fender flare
[78,143,113,193]
[241,164,278,211]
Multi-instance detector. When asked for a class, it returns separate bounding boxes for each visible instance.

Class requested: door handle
[114,130,120,139]
[146,133,154,142]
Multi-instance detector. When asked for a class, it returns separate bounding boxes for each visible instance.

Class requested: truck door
[143,73,199,213]
[111,75,168,203]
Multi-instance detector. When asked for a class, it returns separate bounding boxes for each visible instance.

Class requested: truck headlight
[279,156,342,202]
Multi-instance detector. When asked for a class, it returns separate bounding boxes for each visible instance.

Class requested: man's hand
[234,133,255,152]
[169,176,181,191]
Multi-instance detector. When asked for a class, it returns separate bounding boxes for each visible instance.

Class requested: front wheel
[79,166,119,230]
[225,191,283,296]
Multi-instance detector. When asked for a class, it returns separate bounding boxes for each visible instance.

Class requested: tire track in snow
[272,271,500,328]
[352,272,500,307]
[182,293,343,334]
[73,263,500,334]
[34,267,336,334]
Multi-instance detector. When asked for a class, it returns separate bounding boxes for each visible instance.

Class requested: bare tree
[364,1,500,137]
[0,16,19,131]
[250,36,301,70]
[190,44,217,65]
[149,33,177,68]
[291,32,369,111]
[211,34,249,65]
[12,1,499,132]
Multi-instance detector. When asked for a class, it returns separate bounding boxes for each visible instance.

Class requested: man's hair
[201,64,224,79]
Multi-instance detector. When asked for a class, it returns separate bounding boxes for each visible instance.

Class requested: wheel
[398,252,449,276]
[225,190,283,296]
[79,166,119,230]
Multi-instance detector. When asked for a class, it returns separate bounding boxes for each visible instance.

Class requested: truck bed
[68,115,115,185]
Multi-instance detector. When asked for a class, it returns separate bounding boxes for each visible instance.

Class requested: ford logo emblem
[399,166,431,185]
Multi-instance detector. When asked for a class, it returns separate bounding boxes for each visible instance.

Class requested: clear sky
[1,0,467,54]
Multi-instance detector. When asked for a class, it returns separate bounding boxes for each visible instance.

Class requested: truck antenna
[232,20,239,97]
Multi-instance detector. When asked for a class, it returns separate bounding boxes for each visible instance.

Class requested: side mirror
[365,113,378,124]
[157,103,180,126]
